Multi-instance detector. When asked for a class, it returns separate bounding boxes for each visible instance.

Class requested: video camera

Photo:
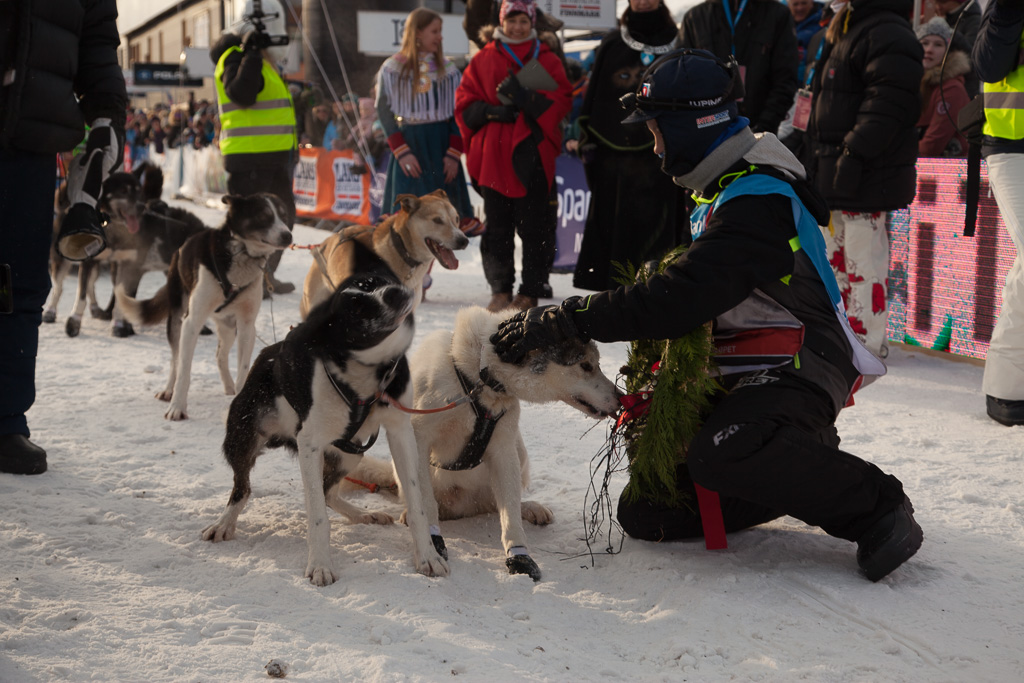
[244,0,289,50]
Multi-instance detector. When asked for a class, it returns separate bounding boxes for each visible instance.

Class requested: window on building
[194,11,210,48]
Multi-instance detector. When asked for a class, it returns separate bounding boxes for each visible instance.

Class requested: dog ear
[395,194,420,216]
[428,189,448,200]
[221,194,243,207]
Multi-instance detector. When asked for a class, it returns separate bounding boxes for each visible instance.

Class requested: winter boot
[487,292,513,312]
[262,250,294,298]
[511,294,538,311]
[986,395,1024,426]
[856,496,922,581]
[0,434,48,475]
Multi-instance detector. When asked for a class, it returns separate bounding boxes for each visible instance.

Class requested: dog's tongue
[125,213,141,234]
[430,240,459,270]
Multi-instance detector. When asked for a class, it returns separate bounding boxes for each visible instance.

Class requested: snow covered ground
[2,199,1023,682]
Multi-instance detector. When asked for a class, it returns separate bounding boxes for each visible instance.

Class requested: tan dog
[350,306,621,582]
[299,190,469,319]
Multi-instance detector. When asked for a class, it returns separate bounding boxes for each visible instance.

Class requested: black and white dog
[201,274,449,585]
[46,169,207,338]
[116,193,292,420]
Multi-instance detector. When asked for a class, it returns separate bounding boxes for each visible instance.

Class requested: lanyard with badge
[721,0,749,99]
[792,39,824,131]
[500,39,541,70]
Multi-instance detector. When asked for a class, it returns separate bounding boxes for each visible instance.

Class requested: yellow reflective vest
[983,31,1024,140]
[215,46,297,156]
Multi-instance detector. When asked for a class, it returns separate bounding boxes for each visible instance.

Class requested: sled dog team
[99,185,619,584]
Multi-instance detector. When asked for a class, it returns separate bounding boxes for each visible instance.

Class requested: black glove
[497,70,552,120]
[490,296,589,365]
[485,104,518,123]
[243,30,271,53]
[58,118,122,260]
[496,70,524,103]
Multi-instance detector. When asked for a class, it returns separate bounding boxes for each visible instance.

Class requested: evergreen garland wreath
[577,246,720,562]
[615,246,720,508]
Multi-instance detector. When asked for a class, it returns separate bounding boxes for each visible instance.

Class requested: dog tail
[115,283,171,326]
[340,455,398,493]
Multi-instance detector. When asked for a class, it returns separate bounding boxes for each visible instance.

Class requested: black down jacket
[807,0,923,212]
[0,0,126,154]
[680,0,799,135]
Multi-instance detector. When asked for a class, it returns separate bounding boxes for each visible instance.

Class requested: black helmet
[620,48,743,124]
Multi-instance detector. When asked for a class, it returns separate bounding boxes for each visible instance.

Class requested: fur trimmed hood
[478,24,561,54]
[922,49,971,89]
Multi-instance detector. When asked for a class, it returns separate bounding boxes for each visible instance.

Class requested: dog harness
[210,239,266,313]
[322,356,403,454]
[432,364,507,471]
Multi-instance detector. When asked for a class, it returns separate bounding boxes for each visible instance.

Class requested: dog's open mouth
[427,238,459,270]
[572,395,615,418]
[118,207,141,234]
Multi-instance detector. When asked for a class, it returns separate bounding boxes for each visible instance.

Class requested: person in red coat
[455,0,572,312]
[915,17,970,157]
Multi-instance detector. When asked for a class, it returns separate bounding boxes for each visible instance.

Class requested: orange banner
[293,147,371,224]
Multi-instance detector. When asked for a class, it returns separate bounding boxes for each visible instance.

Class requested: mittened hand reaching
[490,296,589,365]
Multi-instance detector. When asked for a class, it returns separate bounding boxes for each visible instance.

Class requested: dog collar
[433,364,506,471]
[389,226,421,269]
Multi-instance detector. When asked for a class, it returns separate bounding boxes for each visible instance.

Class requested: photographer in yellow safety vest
[210,0,297,297]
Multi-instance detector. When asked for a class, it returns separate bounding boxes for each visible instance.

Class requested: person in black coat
[571,0,689,292]
[807,0,922,358]
[0,0,127,474]
[679,0,799,134]
[492,49,923,582]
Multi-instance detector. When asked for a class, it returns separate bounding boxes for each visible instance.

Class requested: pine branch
[613,247,719,507]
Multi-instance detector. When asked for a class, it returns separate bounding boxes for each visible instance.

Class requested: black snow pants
[226,164,295,282]
[617,367,907,543]
[478,160,557,299]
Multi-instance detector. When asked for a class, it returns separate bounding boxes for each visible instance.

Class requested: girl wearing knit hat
[456,0,572,312]
[915,17,970,157]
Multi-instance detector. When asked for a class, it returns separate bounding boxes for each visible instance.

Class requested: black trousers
[478,168,557,299]
[0,150,56,437]
[226,164,296,280]
[617,368,907,543]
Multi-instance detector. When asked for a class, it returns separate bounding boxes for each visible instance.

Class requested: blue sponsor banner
[553,153,589,273]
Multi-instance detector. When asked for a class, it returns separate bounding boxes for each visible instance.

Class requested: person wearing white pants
[822,210,892,357]
[805,0,923,360]
[974,0,1024,425]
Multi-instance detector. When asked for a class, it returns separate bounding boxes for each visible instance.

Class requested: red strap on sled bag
[694,484,727,550]
[617,390,728,550]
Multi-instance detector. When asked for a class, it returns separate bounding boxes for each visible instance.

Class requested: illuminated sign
[888,158,1015,359]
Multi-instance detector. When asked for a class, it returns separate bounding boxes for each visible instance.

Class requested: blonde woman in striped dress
[375,8,476,230]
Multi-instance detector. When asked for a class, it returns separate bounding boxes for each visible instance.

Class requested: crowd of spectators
[123,98,220,168]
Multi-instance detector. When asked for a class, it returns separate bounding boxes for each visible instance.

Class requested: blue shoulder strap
[692,173,886,378]
[695,174,844,312]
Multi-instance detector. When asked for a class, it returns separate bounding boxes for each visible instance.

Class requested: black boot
[0,434,48,475]
[986,395,1024,426]
[856,497,922,582]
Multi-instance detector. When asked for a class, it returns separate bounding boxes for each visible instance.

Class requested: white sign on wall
[537,0,618,30]
[356,12,470,58]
